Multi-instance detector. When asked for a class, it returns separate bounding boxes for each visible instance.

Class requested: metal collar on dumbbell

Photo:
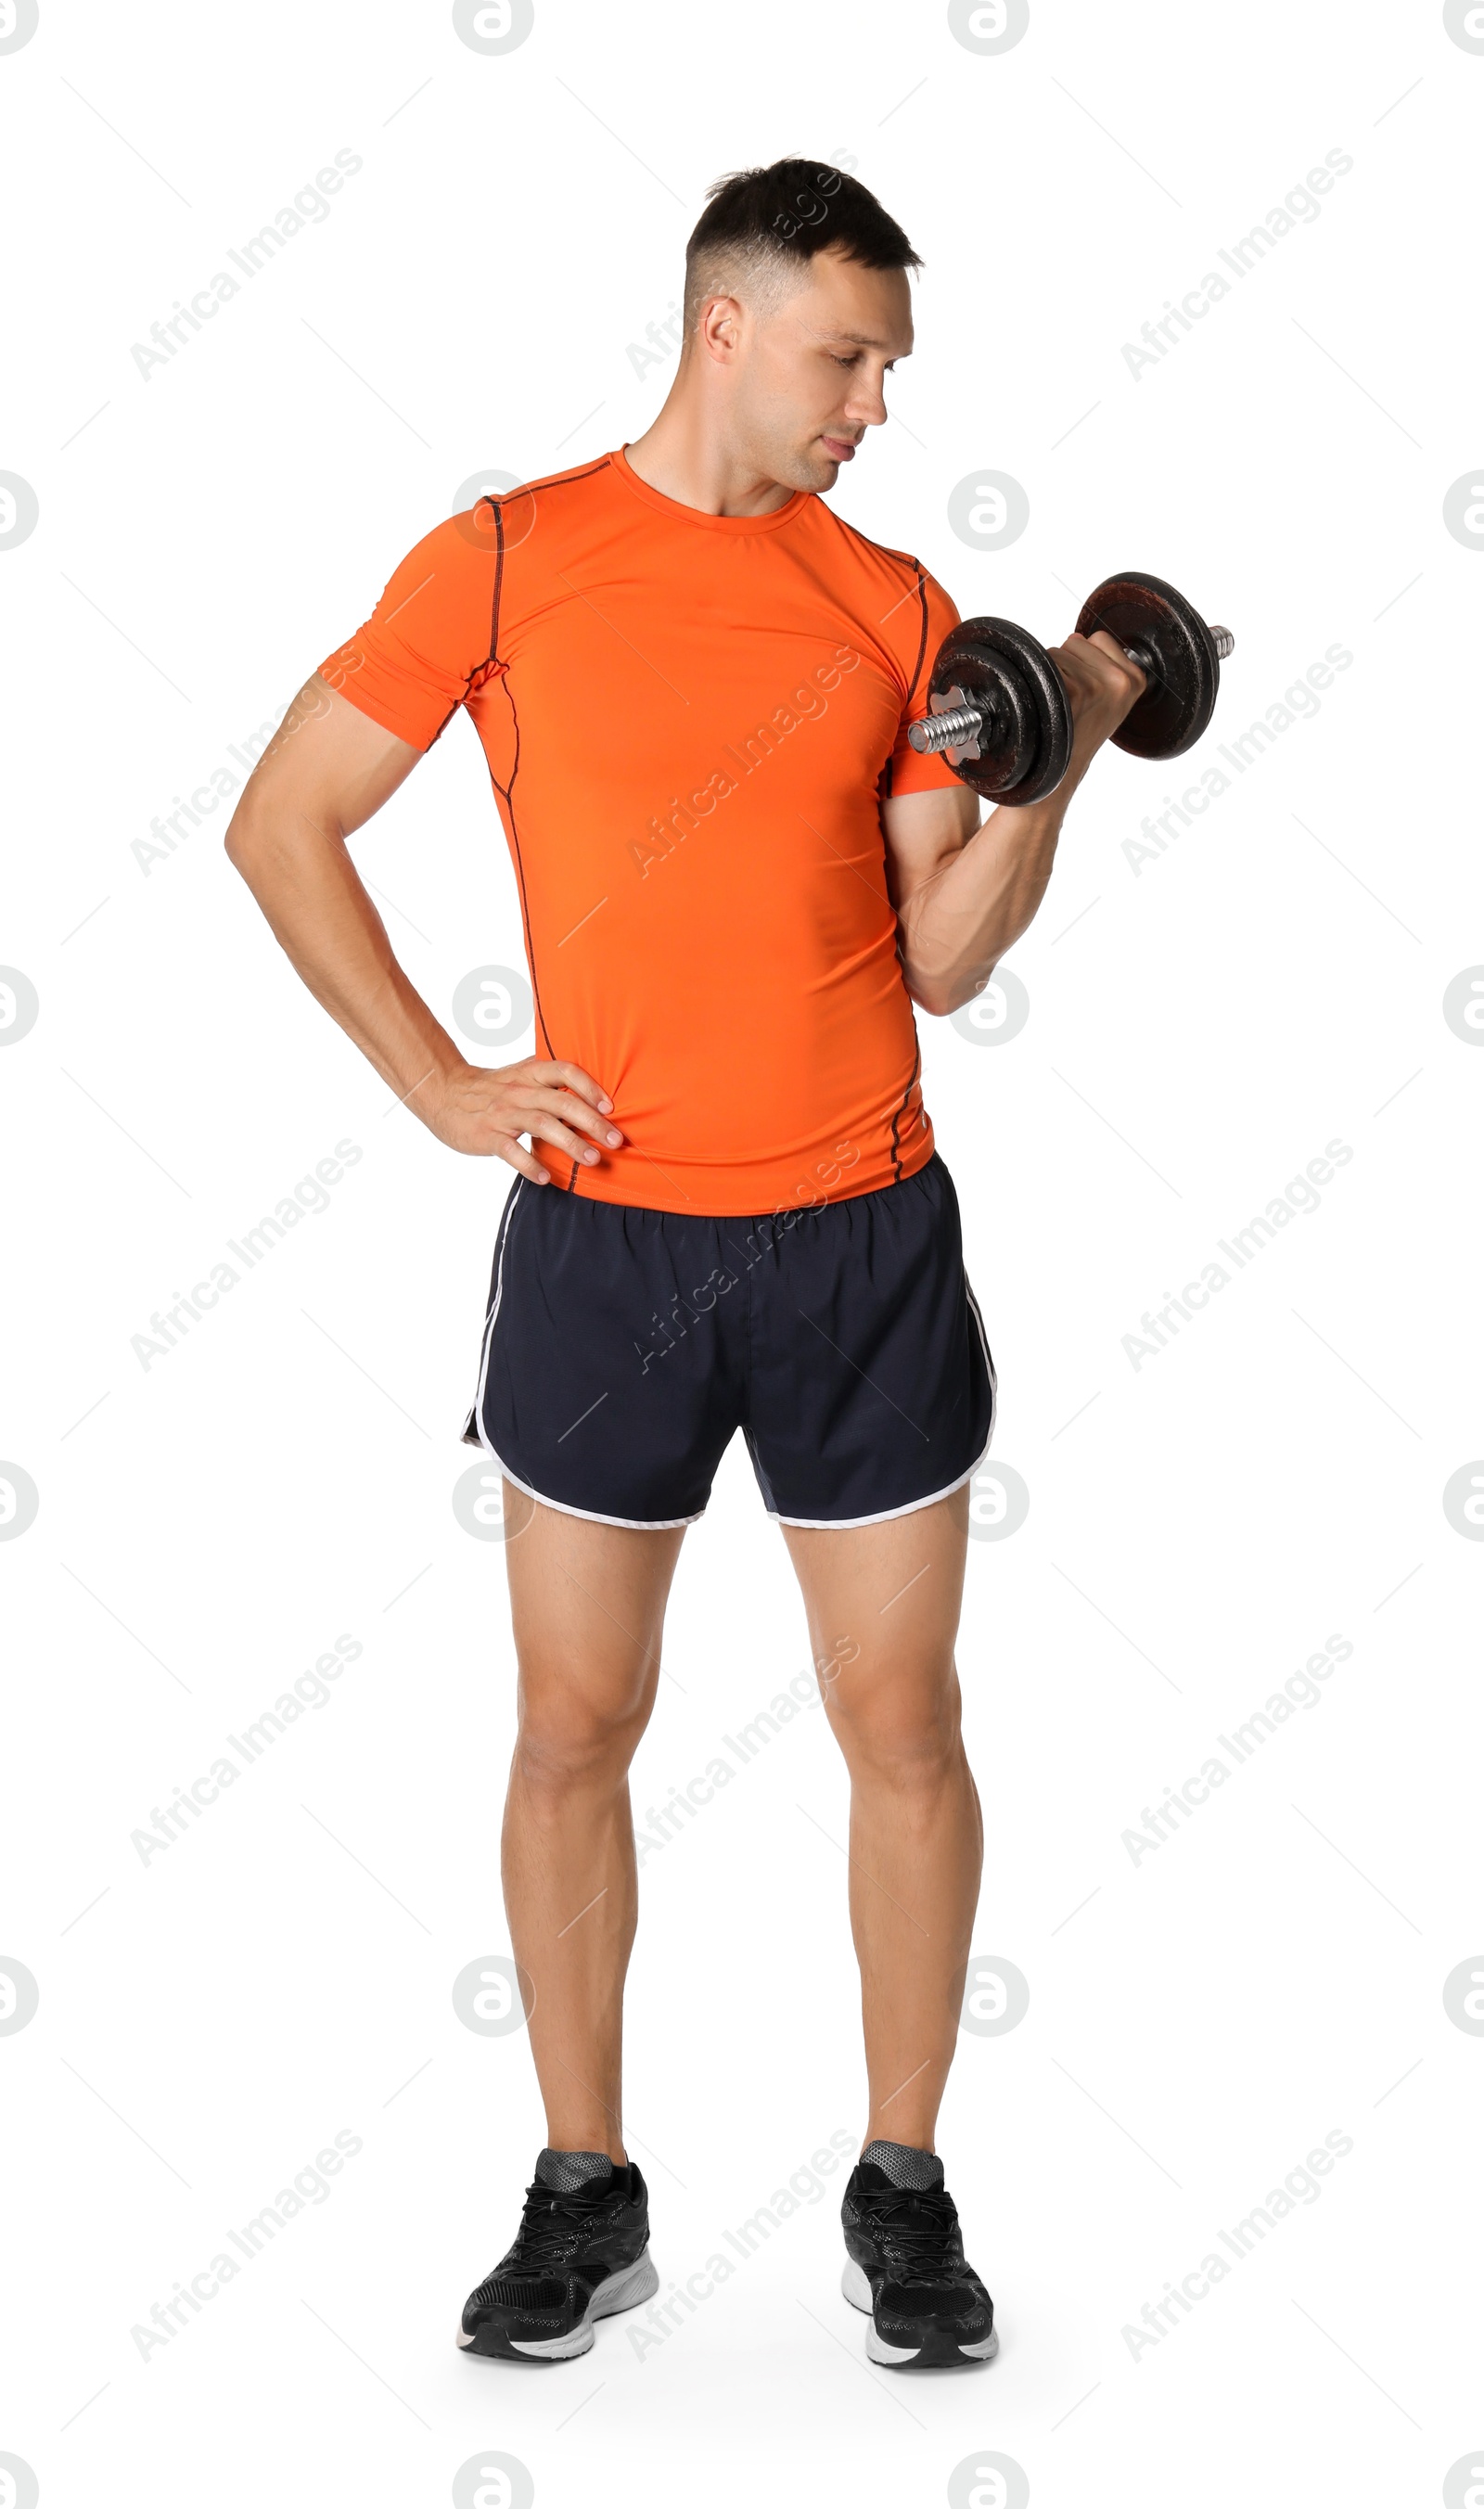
[909,685,987,762]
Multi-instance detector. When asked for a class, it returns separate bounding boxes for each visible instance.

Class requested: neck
[624,369,799,518]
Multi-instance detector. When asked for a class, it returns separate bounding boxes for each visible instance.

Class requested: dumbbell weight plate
[1075,571,1220,760]
[928,616,1073,804]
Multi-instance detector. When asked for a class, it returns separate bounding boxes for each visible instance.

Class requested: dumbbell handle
[909,621,1235,756]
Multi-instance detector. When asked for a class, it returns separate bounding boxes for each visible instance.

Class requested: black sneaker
[458,2151,658,2362]
[840,2157,998,2367]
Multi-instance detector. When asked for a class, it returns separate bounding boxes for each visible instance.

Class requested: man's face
[729,245,914,492]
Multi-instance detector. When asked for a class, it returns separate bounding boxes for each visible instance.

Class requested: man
[225,158,1144,2372]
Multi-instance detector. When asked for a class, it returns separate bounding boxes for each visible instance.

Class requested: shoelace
[859,2186,967,2284]
[501,2180,616,2272]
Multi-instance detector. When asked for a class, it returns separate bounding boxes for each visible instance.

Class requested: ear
[698,293,745,365]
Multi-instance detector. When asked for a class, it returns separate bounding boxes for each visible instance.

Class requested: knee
[829,1671,964,1788]
[513,1688,647,1797]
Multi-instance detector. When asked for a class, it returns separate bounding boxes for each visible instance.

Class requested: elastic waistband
[526,1151,949,1238]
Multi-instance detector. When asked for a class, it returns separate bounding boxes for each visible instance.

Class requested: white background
[3,2,1482,2503]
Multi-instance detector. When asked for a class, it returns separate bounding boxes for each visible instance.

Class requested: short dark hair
[683,158,921,331]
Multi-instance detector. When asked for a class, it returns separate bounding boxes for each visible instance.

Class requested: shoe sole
[458,2251,659,2362]
[841,2255,999,2367]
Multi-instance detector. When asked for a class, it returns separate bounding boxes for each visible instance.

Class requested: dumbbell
[908,572,1235,805]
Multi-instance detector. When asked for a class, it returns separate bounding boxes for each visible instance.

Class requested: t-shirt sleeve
[882,564,965,799]
[316,511,501,751]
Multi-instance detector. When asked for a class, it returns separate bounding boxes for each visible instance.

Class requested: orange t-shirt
[319,445,963,1216]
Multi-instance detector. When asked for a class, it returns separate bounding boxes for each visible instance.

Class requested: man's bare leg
[500,1482,687,2163]
[780,1482,980,2152]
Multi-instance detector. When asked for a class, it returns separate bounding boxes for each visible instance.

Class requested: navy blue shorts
[461,1151,996,1530]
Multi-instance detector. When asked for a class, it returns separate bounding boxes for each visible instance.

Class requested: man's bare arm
[223,676,622,1181]
[883,630,1146,1016]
